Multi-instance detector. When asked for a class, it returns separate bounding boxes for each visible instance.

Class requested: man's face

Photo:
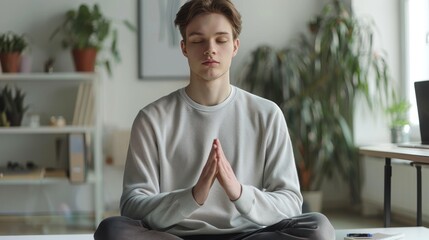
[181,13,239,82]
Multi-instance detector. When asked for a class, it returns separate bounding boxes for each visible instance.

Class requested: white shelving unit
[0,73,103,227]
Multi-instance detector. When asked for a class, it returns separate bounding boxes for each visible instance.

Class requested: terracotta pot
[0,52,21,73]
[72,48,97,72]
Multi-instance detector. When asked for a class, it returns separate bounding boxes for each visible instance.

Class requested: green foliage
[0,32,28,53]
[385,98,411,128]
[51,4,136,76]
[0,85,29,127]
[239,0,393,202]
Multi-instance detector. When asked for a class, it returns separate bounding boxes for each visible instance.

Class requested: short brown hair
[174,0,242,40]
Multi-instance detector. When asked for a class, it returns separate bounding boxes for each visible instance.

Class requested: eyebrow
[188,31,230,38]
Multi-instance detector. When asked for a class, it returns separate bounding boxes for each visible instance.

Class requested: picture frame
[138,0,189,79]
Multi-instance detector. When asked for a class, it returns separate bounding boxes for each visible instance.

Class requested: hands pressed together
[192,139,242,205]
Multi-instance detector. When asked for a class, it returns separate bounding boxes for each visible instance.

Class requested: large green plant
[239,0,392,201]
[51,4,135,75]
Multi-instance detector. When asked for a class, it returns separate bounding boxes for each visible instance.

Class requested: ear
[180,40,188,57]
[232,38,240,57]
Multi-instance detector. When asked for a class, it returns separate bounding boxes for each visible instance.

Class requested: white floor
[325,210,397,229]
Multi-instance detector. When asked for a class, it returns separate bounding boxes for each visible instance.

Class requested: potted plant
[239,0,393,210]
[50,3,135,76]
[0,32,28,73]
[0,85,28,126]
[385,98,411,143]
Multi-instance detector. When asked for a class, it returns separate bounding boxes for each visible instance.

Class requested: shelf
[0,72,103,226]
[0,171,96,185]
[0,73,96,82]
[0,126,94,134]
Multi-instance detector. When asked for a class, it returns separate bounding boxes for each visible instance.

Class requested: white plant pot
[390,125,410,143]
[302,190,323,212]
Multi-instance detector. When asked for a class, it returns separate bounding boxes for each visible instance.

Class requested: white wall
[352,0,402,145]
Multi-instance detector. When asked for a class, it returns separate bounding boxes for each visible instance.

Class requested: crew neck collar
[180,86,236,112]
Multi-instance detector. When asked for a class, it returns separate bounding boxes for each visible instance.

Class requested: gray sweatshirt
[120,86,302,236]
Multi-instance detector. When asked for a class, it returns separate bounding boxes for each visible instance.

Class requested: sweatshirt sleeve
[233,106,303,226]
[120,110,201,230]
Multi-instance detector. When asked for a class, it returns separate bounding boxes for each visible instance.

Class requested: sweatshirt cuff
[175,187,201,217]
[232,184,255,215]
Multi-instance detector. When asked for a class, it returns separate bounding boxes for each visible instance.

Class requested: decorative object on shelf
[0,31,28,73]
[385,98,411,143]
[50,115,66,127]
[19,42,32,73]
[0,161,45,180]
[19,53,32,73]
[0,85,28,126]
[50,3,135,76]
[28,112,40,128]
[239,0,394,205]
[44,57,55,73]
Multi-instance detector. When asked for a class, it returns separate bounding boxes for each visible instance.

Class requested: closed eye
[217,37,229,43]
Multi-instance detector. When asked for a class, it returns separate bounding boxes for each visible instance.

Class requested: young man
[94,0,335,239]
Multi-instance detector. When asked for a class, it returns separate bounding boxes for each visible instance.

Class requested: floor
[0,214,94,235]
[0,209,420,236]
[324,209,414,229]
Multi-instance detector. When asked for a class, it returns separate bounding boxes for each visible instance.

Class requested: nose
[204,41,216,56]
[204,48,215,56]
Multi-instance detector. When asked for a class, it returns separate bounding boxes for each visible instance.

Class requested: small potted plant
[50,3,135,76]
[0,85,28,127]
[0,32,28,73]
[386,98,411,143]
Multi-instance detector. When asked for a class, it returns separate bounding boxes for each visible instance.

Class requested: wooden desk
[360,144,429,227]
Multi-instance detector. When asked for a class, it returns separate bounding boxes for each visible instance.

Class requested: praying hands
[192,139,242,205]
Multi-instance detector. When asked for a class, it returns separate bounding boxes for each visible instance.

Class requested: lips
[202,59,219,66]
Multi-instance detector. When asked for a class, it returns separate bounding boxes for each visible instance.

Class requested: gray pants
[94,212,335,240]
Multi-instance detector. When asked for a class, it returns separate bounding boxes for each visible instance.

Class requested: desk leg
[417,165,422,226]
[384,157,391,228]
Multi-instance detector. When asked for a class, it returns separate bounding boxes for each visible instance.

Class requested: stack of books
[72,83,94,126]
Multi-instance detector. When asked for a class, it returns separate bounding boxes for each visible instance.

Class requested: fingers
[194,139,242,204]
[203,143,218,178]
[213,139,242,201]
[192,141,218,205]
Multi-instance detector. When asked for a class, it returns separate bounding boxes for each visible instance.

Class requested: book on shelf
[67,132,87,183]
[83,83,94,126]
[72,82,94,126]
[72,83,85,126]
[44,168,67,178]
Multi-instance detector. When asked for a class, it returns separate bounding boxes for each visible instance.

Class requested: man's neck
[185,76,232,106]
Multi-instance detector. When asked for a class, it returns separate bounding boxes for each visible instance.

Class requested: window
[403,0,429,125]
